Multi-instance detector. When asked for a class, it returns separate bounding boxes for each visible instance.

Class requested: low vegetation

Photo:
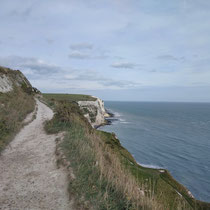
[43,93,97,102]
[44,94,210,210]
[0,86,35,152]
[45,99,144,209]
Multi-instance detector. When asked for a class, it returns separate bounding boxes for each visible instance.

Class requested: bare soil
[0,99,72,210]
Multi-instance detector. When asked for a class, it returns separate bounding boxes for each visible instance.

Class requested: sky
[0,0,210,102]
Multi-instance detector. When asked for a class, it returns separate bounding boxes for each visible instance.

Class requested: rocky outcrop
[0,66,39,94]
[0,74,13,93]
[77,97,110,128]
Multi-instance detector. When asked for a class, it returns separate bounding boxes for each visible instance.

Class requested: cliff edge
[77,96,110,128]
[0,66,36,152]
[0,66,39,94]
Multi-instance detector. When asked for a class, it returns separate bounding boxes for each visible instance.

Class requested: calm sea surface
[99,101,210,202]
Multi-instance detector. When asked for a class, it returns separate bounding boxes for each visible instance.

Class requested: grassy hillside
[0,66,36,152]
[43,93,97,102]
[43,94,210,210]
[0,87,35,152]
[0,66,32,91]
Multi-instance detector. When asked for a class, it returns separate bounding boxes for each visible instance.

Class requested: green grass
[96,131,193,209]
[96,124,210,209]
[43,94,210,210]
[0,66,19,74]
[45,100,135,209]
[0,87,35,152]
[43,93,97,102]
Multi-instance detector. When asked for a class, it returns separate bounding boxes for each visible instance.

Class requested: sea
[99,101,210,202]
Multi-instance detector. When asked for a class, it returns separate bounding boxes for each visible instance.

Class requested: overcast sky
[0,0,210,102]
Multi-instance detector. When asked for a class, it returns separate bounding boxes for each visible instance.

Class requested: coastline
[99,106,210,208]
[94,109,117,129]
[43,93,210,209]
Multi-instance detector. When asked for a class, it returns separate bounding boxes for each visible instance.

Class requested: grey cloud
[69,44,109,60]
[149,69,157,72]
[64,70,107,81]
[9,6,33,19]
[70,43,93,50]
[101,80,141,88]
[64,70,141,88]
[46,39,54,44]
[0,56,33,68]
[21,63,61,75]
[0,56,61,78]
[0,55,140,90]
[74,74,104,81]
[157,55,185,62]
[68,51,108,60]
[111,62,138,69]
[20,7,32,17]
[68,51,90,59]
[8,36,14,40]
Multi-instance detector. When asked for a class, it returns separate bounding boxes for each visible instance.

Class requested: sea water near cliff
[99,101,210,202]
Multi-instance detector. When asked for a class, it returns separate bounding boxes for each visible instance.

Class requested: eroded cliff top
[0,66,32,93]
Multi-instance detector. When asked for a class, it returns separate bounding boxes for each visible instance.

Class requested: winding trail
[0,99,72,210]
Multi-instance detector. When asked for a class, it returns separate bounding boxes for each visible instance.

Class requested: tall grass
[0,87,35,152]
[45,101,145,209]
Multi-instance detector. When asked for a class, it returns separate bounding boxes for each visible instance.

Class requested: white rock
[78,97,108,128]
[187,190,194,198]
[0,75,13,93]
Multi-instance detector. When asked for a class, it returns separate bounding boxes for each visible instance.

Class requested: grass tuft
[0,87,35,152]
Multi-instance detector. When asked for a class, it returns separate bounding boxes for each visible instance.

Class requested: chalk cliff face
[0,66,39,93]
[77,97,109,128]
[0,74,13,93]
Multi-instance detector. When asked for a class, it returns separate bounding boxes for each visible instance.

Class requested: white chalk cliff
[0,66,38,94]
[0,74,13,93]
[77,97,109,128]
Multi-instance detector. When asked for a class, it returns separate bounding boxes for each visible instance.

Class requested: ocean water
[99,101,210,202]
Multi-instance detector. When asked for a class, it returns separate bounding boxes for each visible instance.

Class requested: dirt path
[0,99,72,210]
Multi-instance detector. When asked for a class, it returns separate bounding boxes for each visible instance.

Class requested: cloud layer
[0,55,139,90]
[70,43,93,50]
[111,62,138,69]
[0,0,210,101]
